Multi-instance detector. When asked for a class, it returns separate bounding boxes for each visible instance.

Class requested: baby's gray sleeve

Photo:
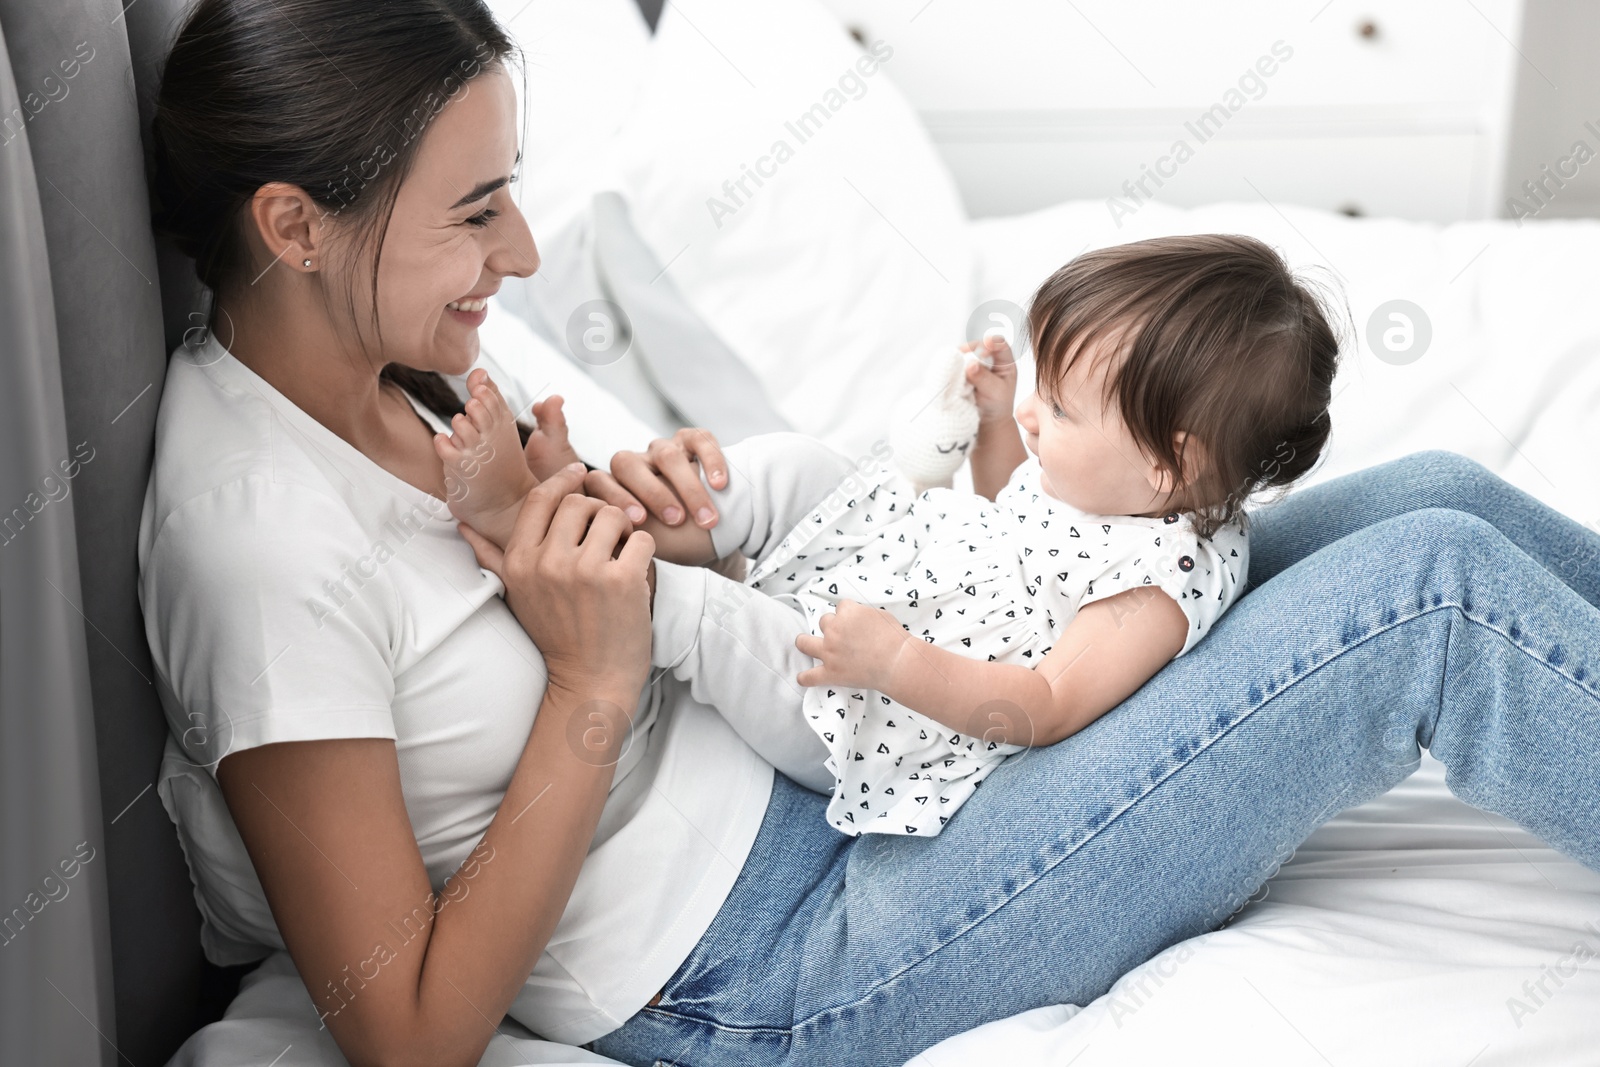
[707,432,856,563]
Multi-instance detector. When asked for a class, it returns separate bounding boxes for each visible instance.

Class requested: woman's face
[356,65,536,376]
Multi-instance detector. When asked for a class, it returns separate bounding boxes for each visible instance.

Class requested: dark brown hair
[150,0,522,433]
[1028,234,1341,536]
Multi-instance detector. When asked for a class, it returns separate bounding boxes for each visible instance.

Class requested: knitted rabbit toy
[890,347,982,494]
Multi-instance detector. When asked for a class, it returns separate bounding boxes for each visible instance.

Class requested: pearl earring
[302,258,312,268]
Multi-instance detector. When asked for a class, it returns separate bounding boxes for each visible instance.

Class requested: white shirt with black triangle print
[747,455,1250,837]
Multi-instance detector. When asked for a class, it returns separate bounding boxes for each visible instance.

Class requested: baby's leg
[647,433,860,793]
[652,559,835,794]
[643,435,864,793]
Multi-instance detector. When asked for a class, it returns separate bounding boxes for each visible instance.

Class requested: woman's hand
[586,428,729,529]
[458,464,655,703]
[522,394,586,481]
[795,599,913,693]
[963,336,1019,426]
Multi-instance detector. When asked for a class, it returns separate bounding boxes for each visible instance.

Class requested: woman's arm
[219,468,654,1067]
[219,717,615,1065]
[796,587,1187,747]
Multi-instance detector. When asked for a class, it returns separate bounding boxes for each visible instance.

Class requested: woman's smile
[445,301,491,328]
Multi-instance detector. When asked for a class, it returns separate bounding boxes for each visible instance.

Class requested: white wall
[1500,0,1600,221]
[818,0,1528,222]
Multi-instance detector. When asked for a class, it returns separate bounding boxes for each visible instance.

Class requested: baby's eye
[1051,402,1069,420]
[463,207,500,228]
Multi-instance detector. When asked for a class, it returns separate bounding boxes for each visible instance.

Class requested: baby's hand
[963,336,1018,426]
[434,369,537,550]
[795,600,911,692]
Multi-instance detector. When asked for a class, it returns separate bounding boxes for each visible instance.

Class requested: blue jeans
[592,451,1600,1067]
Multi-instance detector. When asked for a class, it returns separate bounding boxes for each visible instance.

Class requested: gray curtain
[0,15,114,1064]
[1,0,207,1063]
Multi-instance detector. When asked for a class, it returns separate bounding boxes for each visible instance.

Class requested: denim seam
[791,598,1591,1032]
[1445,605,1596,691]
[1428,605,1597,803]
[637,1005,795,1038]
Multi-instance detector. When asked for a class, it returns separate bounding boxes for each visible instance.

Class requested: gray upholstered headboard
[1,0,198,1063]
[0,1,666,1063]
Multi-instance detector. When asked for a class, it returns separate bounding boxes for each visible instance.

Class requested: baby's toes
[450,411,483,452]
[475,372,507,404]
[467,400,510,452]
[433,430,464,467]
[467,387,510,429]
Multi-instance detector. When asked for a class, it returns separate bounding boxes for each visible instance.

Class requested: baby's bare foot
[434,369,536,548]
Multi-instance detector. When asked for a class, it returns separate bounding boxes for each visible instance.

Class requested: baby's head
[1016,234,1340,535]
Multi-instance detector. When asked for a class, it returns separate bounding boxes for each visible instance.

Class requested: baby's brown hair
[1028,234,1341,536]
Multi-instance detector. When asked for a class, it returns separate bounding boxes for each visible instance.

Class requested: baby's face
[1014,333,1177,517]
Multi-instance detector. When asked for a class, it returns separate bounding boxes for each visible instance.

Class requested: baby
[439,234,1340,837]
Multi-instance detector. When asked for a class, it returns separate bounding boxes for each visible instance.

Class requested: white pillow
[610,0,973,459]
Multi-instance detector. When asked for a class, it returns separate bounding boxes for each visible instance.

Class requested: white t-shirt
[137,334,771,1044]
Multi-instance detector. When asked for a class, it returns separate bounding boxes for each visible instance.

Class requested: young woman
[142,3,1600,1065]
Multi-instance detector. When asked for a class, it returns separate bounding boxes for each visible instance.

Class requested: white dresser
[818,0,1526,221]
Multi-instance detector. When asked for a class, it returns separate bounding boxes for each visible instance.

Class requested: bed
[166,0,1600,1063]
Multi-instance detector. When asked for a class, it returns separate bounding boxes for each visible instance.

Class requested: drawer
[820,0,1523,111]
[934,130,1487,222]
